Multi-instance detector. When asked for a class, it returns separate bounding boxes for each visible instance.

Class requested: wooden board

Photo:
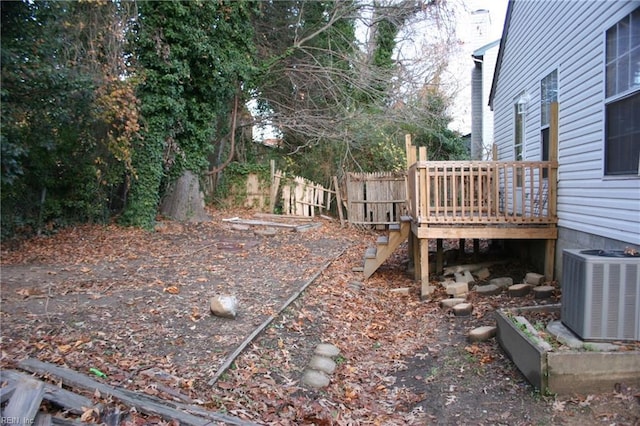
[16,359,258,426]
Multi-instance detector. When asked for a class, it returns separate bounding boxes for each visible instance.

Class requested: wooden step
[377,236,389,245]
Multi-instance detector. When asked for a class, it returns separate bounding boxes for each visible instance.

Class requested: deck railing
[407,160,558,225]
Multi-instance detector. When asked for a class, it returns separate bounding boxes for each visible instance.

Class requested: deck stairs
[363,216,412,279]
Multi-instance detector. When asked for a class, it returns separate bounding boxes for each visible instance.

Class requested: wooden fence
[270,162,342,221]
[345,172,407,226]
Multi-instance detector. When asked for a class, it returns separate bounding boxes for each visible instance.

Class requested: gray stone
[469,326,497,342]
[440,298,466,308]
[351,266,364,272]
[390,287,411,295]
[546,321,620,351]
[490,277,513,289]
[308,355,337,375]
[515,316,553,351]
[231,224,250,231]
[254,227,277,237]
[314,343,340,358]
[210,295,238,319]
[301,369,330,388]
[525,272,545,286]
[475,284,501,296]
[474,267,491,280]
[546,320,583,349]
[508,283,532,297]
[533,285,555,299]
[455,270,475,284]
[453,302,473,316]
[446,282,469,297]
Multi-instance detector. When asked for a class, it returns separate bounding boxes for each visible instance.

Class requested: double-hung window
[605,8,640,176]
[514,97,525,187]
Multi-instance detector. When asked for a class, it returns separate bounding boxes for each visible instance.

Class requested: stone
[440,298,466,308]
[301,369,330,388]
[308,355,337,375]
[474,267,491,280]
[468,326,497,342]
[254,227,277,237]
[533,285,555,299]
[514,316,553,351]
[475,284,501,296]
[546,320,583,349]
[314,343,340,358]
[210,295,238,319]
[453,302,473,316]
[525,272,545,286]
[446,282,469,297]
[390,287,411,295]
[508,283,532,297]
[490,277,513,289]
[352,266,364,272]
[231,224,250,231]
[455,270,475,284]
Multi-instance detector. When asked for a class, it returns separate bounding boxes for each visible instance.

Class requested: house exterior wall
[491,1,640,278]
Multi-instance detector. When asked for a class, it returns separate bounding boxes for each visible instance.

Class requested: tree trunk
[160,171,210,222]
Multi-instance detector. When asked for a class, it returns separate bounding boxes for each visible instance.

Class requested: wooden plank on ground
[222,217,298,228]
[3,376,44,422]
[2,370,93,415]
[17,359,258,426]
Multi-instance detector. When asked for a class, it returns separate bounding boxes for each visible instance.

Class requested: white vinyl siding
[493,1,640,245]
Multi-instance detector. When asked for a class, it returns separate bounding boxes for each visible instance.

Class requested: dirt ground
[1,209,639,425]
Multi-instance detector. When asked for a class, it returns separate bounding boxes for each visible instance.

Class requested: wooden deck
[404,105,559,297]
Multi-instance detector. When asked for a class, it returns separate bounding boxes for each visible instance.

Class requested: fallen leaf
[164,286,180,294]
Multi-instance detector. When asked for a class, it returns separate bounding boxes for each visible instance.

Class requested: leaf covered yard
[1,209,639,424]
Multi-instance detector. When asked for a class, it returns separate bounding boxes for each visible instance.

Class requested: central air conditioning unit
[561,249,640,341]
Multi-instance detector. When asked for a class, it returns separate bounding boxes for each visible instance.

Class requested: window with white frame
[514,101,524,187]
[540,69,557,178]
[605,7,640,176]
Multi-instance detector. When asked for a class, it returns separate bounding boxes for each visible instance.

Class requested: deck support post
[544,239,555,282]
[418,238,433,298]
[473,239,480,262]
[407,231,415,271]
[436,239,443,274]
[459,238,465,257]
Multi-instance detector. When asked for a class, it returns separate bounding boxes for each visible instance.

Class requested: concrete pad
[453,302,473,317]
[455,270,475,284]
[508,283,532,297]
[525,272,545,286]
[446,282,469,297]
[440,298,466,308]
[490,277,513,289]
[475,284,501,296]
[474,267,491,280]
[533,285,555,299]
[469,326,497,342]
